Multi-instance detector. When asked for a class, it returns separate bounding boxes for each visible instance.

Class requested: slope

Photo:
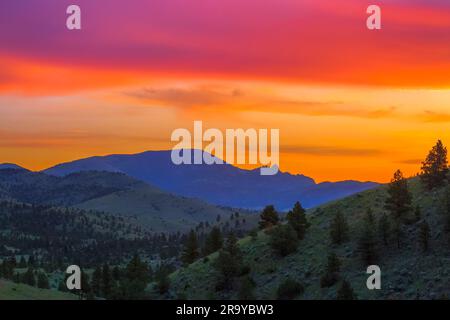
[169,177,450,300]
[0,279,77,300]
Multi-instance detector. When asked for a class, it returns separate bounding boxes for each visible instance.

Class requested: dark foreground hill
[43,150,378,210]
[168,177,450,300]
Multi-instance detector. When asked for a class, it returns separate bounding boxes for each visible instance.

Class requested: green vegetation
[168,140,450,300]
[0,279,77,300]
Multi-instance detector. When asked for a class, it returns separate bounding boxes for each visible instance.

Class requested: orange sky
[1,0,450,183]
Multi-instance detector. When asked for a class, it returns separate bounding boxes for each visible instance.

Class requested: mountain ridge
[41,150,378,210]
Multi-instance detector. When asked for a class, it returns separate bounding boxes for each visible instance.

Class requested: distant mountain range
[40,150,379,209]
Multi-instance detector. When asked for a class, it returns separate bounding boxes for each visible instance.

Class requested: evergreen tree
[101,263,112,299]
[358,209,378,265]
[203,227,223,255]
[419,220,430,252]
[392,221,404,249]
[378,212,390,246]
[337,280,357,300]
[330,210,349,245]
[22,267,36,287]
[123,254,151,299]
[157,272,170,295]
[269,224,299,257]
[286,201,310,240]
[214,233,243,290]
[320,252,341,288]
[421,140,448,190]
[181,230,199,265]
[91,266,102,296]
[259,205,279,229]
[385,170,412,222]
[37,272,50,289]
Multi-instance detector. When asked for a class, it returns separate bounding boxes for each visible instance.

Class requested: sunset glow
[1,0,449,182]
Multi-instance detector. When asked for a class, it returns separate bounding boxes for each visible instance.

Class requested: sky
[0,0,449,182]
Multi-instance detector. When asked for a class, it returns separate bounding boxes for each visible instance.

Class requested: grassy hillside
[76,185,253,233]
[169,177,450,300]
[0,279,77,300]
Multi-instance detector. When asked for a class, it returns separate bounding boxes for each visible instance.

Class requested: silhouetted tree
[421,140,448,190]
[385,170,412,223]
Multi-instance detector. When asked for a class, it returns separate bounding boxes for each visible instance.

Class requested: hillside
[168,177,450,300]
[0,279,77,300]
[0,169,249,233]
[42,150,378,209]
[76,184,252,233]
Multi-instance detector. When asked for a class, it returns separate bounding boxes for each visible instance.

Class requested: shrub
[276,278,304,300]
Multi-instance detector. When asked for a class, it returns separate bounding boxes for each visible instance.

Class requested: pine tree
[320,252,341,288]
[91,266,102,296]
[203,227,223,255]
[286,201,310,240]
[123,254,151,299]
[419,220,430,252]
[22,267,36,287]
[385,170,412,222]
[37,272,50,289]
[358,209,378,265]
[421,140,448,190]
[392,221,404,249]
[337,280,357,300]
[378,212,390,246]
[181,230,199,265]
[259,205,279,229]
[330,210,349,245]
[101,263,112,299]
[269,224,299,257]
[157,272,170,295]
[214,233,243,290]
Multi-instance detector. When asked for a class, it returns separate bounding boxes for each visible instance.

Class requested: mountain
[0,163,27,170]
[168,177,450,300]
[0,169,248,232]
[43,150,378,209]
